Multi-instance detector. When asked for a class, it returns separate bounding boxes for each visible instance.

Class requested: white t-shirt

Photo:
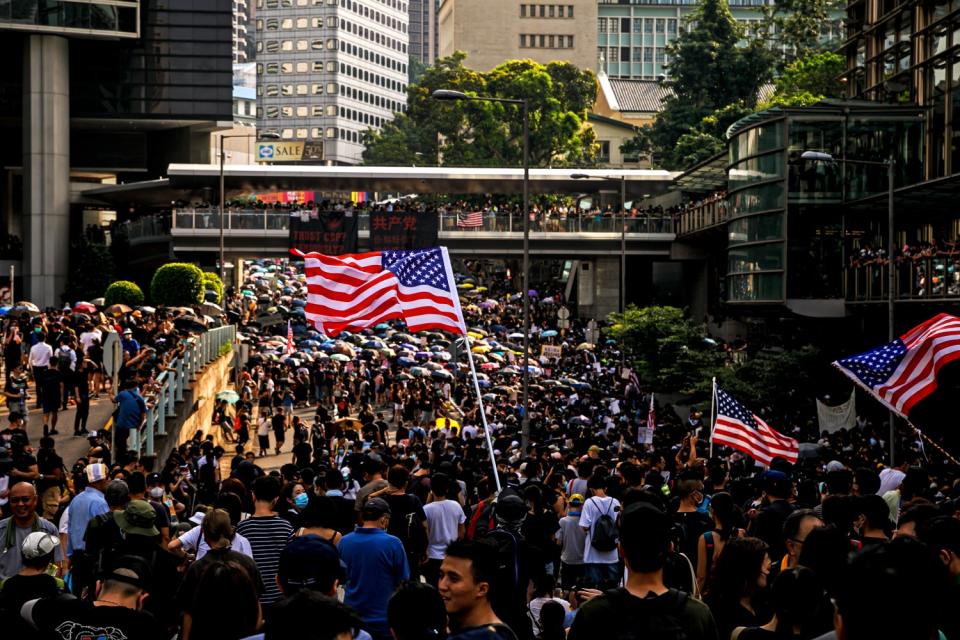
[177,526,254,560]
[579,495,620,564]
[29,342,53,368]
[79,330,102,354]
[423,499,466,560]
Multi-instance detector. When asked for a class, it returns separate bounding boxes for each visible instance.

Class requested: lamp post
[571,173,629,317]
[801,150,896,465]
[218,131,280,282]
[432,89,532,449]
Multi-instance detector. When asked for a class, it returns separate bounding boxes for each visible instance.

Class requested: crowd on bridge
[0,257,957,640]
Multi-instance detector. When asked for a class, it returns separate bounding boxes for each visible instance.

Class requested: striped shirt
[236,515,294,605]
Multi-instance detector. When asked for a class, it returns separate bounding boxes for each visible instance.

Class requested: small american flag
[833,313,960,418]
[457,211,483,228]
[713,386,799,465]
[286,320,294,354]
[294,247,467,337]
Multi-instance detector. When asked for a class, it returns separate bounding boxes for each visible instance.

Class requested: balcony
[846,256,960,302]
[675,195,728,237]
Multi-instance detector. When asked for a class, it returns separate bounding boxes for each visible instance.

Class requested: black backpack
[589,498,619,552]
[602,587,689,640]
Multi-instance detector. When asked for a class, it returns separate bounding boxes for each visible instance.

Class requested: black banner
[289,211,358,255]
[369,211,439,251]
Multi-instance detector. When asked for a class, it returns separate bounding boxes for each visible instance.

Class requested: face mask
[149,487,164,499]
[294,493,309,508]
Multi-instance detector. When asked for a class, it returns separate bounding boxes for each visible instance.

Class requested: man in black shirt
[22,555,165,640]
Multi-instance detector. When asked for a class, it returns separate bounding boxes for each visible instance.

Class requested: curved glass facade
[726,120,786,302]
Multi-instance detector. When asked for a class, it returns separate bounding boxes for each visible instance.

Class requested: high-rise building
[409,0,439,65]
[438,0,599,71]
[235,0,251,62]
[0,0,233,306]
[255,0,410,165]
[597,0,845,80]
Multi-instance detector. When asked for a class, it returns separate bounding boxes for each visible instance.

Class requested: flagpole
[709,377,717,459]
[464,335,503,493]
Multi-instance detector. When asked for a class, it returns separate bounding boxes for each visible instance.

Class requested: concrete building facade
[438,0,598,71]
[234,0,250,62]
[255,0,410,165]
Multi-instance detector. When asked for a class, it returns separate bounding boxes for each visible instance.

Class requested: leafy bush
[150,263,204,307]
[202,272,224,304]
[104,280,145,307]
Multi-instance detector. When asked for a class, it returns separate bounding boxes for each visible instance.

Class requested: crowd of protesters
[0,256,956,640]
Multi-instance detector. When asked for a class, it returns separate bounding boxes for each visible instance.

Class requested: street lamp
[218,131,280,282]
[570,173,631,317]
[801,150,896,464]
[432,89,532,450]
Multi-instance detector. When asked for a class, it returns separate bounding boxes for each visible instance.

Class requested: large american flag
[833,313,960,418]
[294,247,467,337]
[712,386,799,465]
[457,211,483,228]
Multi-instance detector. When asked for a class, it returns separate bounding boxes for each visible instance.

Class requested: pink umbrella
[73,302,97,314]
[481,362,500,371]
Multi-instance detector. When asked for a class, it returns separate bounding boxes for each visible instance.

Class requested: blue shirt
[115,389,147,430]
[338,527,409,636]
[67,486,109,556]
[121,337,140,356]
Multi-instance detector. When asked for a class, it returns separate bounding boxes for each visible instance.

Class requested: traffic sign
[102,331,122,378]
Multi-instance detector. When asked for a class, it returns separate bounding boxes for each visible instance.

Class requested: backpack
[588,498,618,552]
[481,528,531,639]
[466,498,497,541]
[602,587,690,640]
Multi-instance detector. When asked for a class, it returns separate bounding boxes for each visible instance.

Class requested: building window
[548,4,554,17]
[598,141,611,163]
[609,17,618,33]
[667,19,677,35]
[539,34,545,47]
[520,3,526,17]
[539,4,545,17]
[620,47,630,62]
[567,4,573,17]
[598,18,606,33]
[548,34,555,48]
[632,47,642,62]
[327,82,336,93]
[326,127,336,138]
[520,34,527,47]
[644,48,653,62]
[297,106,308,116]
[557,5,564,17]
[655,48,665,64]
[633,18,642,33]
[656,19,665,33]
[567,35,573,48]
[644,19,653,34]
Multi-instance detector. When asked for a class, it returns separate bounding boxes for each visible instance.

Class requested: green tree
[637,0,776,169]
[759,0,842,66]
[607,305,725,394]
[363,53,598,167]
[202,272,224,304]
[760,51,846,108]
[104,280,145,307]
[150,263,204,307]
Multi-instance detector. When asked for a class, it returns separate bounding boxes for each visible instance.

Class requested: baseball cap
[85,463,109,483]
[21,532,59,560]
[146,472,163,485]
[569,493,584,506]
[278,535,346,592]
[361,497,391,520]
[114,499,160,537]
[495,493,527,522]
[122,328,132,335]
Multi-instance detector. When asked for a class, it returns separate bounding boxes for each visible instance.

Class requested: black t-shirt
[0,574,62,636]
[36,450,63,492]
[383,493,427,553]
[271,413,286,433]
[292,441,312,468]
[25,596,165,640]
[569,588,719,640]
[672,511,714,566]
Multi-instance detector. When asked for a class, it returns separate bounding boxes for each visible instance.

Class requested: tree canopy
[363,52,599,167]
[759,51,846,108]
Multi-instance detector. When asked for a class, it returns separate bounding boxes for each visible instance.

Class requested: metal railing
[675,199,728,236]
[161,209,675,234]
[846,256,960,302]
[122,215,171,240]
[129,325,237,457]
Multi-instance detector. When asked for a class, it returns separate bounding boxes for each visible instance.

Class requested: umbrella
[105,303,132,316]
[335,417,363,431]
[492,385,515,395]
[140,306,157,315]
[482,393,496,402]
[73,301,97,313]
[12,301,40,315]
[215,390,240,404]
[91,297,106,306]
[0,306,8,316]
[479,300,498,310]
[397,356,417,366]
[434,416,460,432]
[363,340,385,349]
[332,342,355,357]
[410,366,429,377]
[380,347,396,358]
[528,289,538,297]
[456,283,474,290]
[576,343,595,351]
[330,353,351,362]
[508,332,525,340]
[471,344,491,354]
[375,322,391,330]
[201,302,223,315]
[301,339,320,347]
[798,443,825,459]
[541,330,558,338]
[431,369,453,380]
[469,327,489,337]
[481,362,499,371]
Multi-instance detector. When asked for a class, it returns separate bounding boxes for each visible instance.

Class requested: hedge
[103,280,145,307]
[150,263,205,307]
[202,272,224,304]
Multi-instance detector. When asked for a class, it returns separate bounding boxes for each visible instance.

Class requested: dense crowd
[0,258,957,640]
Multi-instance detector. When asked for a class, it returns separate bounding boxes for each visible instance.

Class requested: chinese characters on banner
[289,211,358,255]
[369,211,439,250]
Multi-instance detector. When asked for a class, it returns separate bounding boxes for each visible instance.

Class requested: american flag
[286,320,294,354]
[712,386,799,465]
[833,313,960,418]
[294,247,467,337]
[456,211,483,228]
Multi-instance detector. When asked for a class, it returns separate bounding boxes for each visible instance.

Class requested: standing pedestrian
[28,331,52,410]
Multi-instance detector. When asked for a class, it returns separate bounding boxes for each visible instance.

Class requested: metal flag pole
[464,335,503,493]
[709,377,717,458]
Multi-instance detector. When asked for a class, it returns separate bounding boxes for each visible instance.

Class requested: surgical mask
[149,487,164,499]
[294,493,309,508]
